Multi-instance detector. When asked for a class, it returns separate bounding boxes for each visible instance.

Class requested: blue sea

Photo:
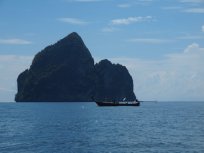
[0,102,204,153]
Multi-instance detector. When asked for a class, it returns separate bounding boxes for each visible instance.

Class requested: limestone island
[15,32,136,102]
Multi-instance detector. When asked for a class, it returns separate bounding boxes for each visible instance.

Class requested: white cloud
[58,18,88,25]
[177,35,204,39]
[184,8,204,13]
[0,38,32,45]
[111,16,152,25]
[77,0,101,1]
[183,43,203,53]
[127,38,172,44]
[75,0,101,2]
[139,0,153,1]
[102,27,119,32]
[202,25,204,32]
[0,55,33,102]
[162,6,183,10]
[117,3,131,8]
[110,43,204,101]
[180,0,204,3]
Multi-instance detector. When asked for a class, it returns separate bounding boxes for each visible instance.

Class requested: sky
[0,0,204,102]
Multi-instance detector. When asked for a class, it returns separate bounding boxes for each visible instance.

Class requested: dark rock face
[94,59,136,101]
[15,32,136,102]
[15,32,95,102]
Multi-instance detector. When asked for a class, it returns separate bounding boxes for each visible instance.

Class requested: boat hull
[95,101,140,106]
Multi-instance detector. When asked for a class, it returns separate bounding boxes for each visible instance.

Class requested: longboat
[95,101,140,106]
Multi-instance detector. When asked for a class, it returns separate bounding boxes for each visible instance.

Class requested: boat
[95,101,140,106]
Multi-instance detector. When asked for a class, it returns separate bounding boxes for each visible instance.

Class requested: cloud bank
[58,18,88,25]
[117,3,131,8]
[0,55,33,102]
[74,0,102,2]
[111,16,152,25]
[111,43,204,101]
[184,8,204,13]
[0,38,32,45]
[180,0,204,3]
[127,38,172,44]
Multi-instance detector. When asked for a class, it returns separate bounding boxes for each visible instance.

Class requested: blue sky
[0,0,204,101]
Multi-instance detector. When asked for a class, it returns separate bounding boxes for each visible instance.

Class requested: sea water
[0,102,203,153]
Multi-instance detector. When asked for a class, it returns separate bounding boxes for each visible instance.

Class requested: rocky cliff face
[15,32,136,102]
[94,59,136,101]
